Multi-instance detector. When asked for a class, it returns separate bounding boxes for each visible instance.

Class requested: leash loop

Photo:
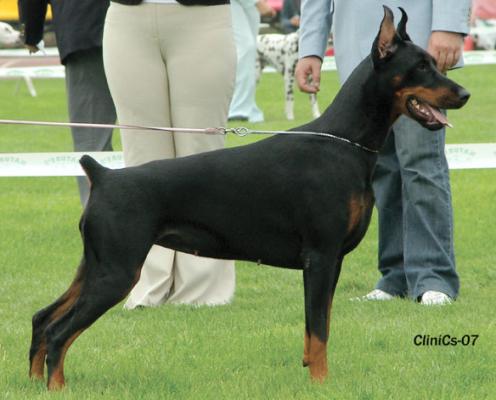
[231,127,250,137]
[219,127,250,137]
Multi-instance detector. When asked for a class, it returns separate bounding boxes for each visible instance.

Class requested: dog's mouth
[406,96,451,131]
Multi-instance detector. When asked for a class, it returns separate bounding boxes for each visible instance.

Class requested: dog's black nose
[458,88,470,105]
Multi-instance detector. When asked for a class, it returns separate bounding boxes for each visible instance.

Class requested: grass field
[0,65,495,399]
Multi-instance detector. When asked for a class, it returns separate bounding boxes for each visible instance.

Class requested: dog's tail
[79,155,109,186]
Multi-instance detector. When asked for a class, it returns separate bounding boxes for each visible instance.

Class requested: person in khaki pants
[103,0,236,308]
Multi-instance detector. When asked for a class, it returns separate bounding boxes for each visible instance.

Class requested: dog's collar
[225,127,380,154]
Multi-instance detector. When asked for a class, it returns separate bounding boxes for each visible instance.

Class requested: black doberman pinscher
[29,7,469,389]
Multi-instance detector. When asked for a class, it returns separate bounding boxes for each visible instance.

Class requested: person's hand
[295,56,322,93]
[256,0,276,18]
[290,15,300,28]
[427,31,464,72]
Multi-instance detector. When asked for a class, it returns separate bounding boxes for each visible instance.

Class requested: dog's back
[256,32,299,74]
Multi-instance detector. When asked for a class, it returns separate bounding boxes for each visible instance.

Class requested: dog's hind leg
[302,251,343,383]
[42,211,152,390]
[29,264,85,380]
[44,256,143,390]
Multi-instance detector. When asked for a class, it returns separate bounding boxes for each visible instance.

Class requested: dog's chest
[343,190,375,253]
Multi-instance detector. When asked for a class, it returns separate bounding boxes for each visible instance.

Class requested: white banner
[0,152,124,177]
[445,143,496,170]
[1,50,494,78]
[0,144,495,177]
[265,50,496,73]
[0,48,59,57]
[0,50,496,79]
[0,65,65,79]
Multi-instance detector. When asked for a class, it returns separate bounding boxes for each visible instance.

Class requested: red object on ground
[325,47,335,56]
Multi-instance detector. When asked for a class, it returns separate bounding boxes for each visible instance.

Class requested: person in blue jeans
[295,0,471,305]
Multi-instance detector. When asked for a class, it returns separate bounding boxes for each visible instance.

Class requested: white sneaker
[420,290,452,306]
[351,289,394,301]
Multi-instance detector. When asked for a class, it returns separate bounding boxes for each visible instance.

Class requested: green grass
[0,66,495,399]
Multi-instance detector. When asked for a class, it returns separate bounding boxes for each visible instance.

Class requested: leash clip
[215,127,250,137]
[230,127,250,137]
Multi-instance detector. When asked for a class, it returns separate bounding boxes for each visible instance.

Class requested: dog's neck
[309,57,396,153]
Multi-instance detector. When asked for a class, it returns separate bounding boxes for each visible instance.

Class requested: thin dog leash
[0,118,379,154]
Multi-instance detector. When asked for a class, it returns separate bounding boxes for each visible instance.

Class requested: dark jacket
[19,0,110,64]
[111,0,229,5]
[281,0,300,33]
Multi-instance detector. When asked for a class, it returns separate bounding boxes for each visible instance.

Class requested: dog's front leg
[310,93,321,119]
[302,253,343,382]
[284,67,295,120]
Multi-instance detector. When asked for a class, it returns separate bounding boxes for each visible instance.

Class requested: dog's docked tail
[80,155,109,186]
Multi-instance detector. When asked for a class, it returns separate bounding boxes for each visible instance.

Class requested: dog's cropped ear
[396,7,412,42]
[372,6,399,66]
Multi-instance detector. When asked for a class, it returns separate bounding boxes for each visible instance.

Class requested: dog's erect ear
[396,7,412,42]
[372,6,399,66]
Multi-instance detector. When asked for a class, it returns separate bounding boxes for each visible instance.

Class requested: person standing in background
[296,0,471,305]
[19,0,116,206]
[229,0,275,122]
[281,0,300,34]
[103,0,236,308]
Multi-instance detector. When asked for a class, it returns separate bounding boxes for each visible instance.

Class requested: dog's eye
[417,61,429,71]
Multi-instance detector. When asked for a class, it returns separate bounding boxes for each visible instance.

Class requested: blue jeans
[373,116,459,300]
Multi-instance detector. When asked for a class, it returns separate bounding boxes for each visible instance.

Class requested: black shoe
[228,115,248,122]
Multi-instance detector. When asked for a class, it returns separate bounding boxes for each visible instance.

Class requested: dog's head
[0,22,21,46]
[371,6,470,130]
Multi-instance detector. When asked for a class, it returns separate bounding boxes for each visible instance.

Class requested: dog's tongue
[426,104,452,128]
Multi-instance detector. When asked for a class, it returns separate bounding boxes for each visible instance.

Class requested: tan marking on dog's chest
[347,192,372,234]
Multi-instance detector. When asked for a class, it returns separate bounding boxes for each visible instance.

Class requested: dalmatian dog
[471,19,496,50]
[0,22,21,46]
[256,31,320,121]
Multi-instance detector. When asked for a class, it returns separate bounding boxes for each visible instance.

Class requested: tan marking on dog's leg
[50,282,82,323]
[308,295,333,381]
[29,280,82,381]
[308,336,328,383]
[47,330,82,391]
[303,331,310,367]
[29,341,46,380]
